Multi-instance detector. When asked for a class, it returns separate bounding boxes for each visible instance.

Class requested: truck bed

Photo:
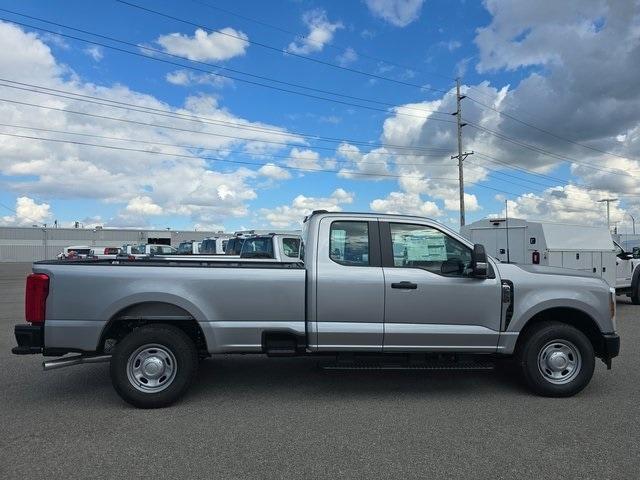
[34,259,306,354]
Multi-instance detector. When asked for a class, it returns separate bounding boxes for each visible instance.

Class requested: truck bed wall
[35,263,306,353]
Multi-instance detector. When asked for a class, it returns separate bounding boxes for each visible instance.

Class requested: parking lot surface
[1,262,639,479]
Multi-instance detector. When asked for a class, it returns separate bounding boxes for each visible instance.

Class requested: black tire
[110,324,198,408]
[518,321,595,397]
[631,282,640,305]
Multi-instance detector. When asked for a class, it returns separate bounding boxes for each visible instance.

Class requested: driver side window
[389,223,472,276]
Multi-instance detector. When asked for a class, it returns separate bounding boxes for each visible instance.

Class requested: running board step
[321,362,495,371]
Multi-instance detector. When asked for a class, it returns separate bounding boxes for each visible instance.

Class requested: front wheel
[518,322,595,397]
[631,282,640,305]
[110,324,198,408]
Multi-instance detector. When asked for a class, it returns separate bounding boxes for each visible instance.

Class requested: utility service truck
[462,218,640,301]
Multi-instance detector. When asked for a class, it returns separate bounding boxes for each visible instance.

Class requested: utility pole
[451,77,473,227]
[598,198,618,230]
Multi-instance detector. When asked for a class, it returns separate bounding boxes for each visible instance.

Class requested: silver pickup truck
[12,211,619,408]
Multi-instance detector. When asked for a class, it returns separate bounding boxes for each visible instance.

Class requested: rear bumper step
[12,325,43,355]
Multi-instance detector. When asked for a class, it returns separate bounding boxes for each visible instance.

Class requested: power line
[2,96,635,204]
[0,129,611,212]
[114,0,452,94]
[0,13,456,125]
[0,96,456,158]
[466,94,637,162]
[0,121,453,168]
[467,121,639,178]
[190,0,455,85]
[0,129,461,181]
[0,201,46,226]
[0,119,615,206]
[188,0,456,85]
[0,78,451,154]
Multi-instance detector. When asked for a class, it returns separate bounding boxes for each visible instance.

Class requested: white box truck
[461,218,628,293]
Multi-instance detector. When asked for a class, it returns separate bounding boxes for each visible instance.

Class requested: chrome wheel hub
[537,340,582,385]
[127,344,177,393]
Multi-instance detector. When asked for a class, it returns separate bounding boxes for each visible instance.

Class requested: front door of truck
[614,242,632,288]
[314,217,384,351]
[380,221,502,352]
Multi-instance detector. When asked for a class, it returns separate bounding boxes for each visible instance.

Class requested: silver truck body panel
[32,212,616,357]
[34,263,305,352]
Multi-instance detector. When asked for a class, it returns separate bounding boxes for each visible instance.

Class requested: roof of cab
[303,210,436,223]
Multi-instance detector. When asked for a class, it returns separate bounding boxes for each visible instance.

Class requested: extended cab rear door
[380,220,502,352]
[314,216,384,351]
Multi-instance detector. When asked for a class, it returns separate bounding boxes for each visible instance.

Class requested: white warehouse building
[0,226,229,262]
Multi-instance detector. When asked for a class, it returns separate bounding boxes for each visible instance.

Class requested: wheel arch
[514,307,606,358]
[98,301,208,354]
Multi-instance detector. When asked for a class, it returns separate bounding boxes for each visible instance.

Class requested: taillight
[104,248,109,254]
[25,273,49,325]
[532,250,540,264]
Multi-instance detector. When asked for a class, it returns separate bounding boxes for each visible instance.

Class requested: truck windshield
[131,244,146,254]
[240,237,274,258]
[200,239,216,254]
[177,242,192,254]
[226,238,245,255]
[282,238,301,258]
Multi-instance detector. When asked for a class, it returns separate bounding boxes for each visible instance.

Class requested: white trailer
[461,218,618,289]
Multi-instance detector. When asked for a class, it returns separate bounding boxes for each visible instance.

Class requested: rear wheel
[110,324,198,408]
[631,282,640,305]
[518,321,595,397]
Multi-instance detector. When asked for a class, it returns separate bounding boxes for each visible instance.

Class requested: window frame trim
[328,220,381,267]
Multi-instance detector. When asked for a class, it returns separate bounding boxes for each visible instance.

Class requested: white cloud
[1,196,51,226]
[494,185,626,226]
[0,21,305,229]
[261,188,354,227]
[364,0,425,27]
[285,147,322,170]
[83,46,103,61]
[155,27,249,61]
[258,163,292,180]
[336,142,391,179]
[336,47,358,66]
[287,9,343,55]
[165,69,232,88]
[125,196,163,216]
[370,192,442,217]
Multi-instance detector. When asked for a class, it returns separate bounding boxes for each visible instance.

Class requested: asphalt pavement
[1,262,638,479]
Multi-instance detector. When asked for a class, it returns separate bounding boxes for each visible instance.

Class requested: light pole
[597,198,618,230]
[629,213,636,235]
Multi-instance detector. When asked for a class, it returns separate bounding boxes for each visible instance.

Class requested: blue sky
[0,0,639,232]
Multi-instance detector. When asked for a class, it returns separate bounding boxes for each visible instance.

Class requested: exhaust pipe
[43,354,111,371]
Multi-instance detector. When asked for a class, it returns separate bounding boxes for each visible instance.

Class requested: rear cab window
[282,237,301,258]
[329,221,370,266]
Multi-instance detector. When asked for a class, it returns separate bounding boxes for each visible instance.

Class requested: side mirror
[441,258,463,275]
[471,244,488,278]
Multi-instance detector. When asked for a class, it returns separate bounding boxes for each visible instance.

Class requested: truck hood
[495,262,599,280]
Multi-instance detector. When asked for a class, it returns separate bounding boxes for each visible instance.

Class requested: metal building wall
[0,227,226,262]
